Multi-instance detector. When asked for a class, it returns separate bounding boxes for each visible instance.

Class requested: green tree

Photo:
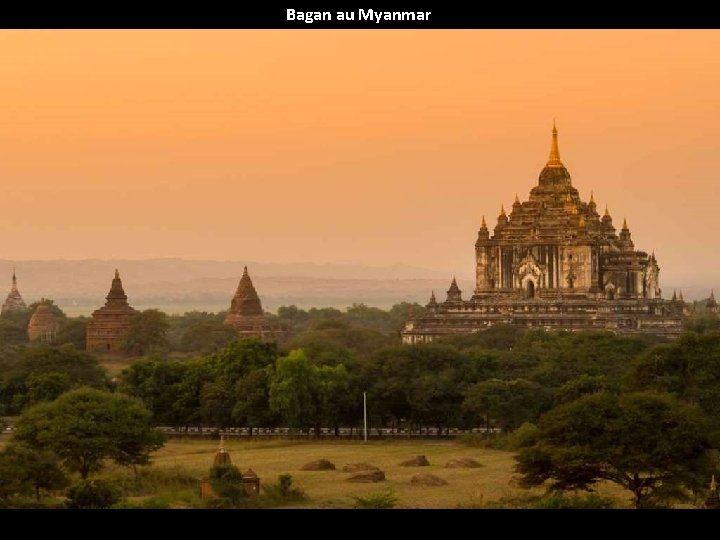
[515,391,714,507]
[232,368,279,434]
[54,318,88,349]
[122,309,170,355]
[463,378,547,431]
[25,371,73,404]
[14,388,165,479]
[0,444,68,502]
[209,464,245,505]
[179,320,237,353]
[66,479,120,509]
[269,350,318,431]
[0,344,108,414]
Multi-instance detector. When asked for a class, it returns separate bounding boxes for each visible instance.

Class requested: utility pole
[363,391,368,442]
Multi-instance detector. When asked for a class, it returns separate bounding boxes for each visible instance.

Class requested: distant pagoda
[86,269,137,352]
[28,298,59,343]
[223,266,285,339]
[1,269,27,315]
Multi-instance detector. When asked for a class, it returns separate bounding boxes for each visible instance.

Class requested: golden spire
[514,193,520,204]
[499,205,506,217]
[481,216,487,229]
[590,191,595,204]
[604,206,610,218]
[623,218,628,229]
[546,120,562,167]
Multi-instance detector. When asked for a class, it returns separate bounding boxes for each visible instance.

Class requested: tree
[209,464,245,505]
[0,344,108,414]
[122,309,170,355]
[625,332,720,430]
[269,350,318,431]
[463,378,547,431]
[179,320,237,353]
[54,318,89,349]
[25,371,73,404]
[14,388,165,479]
[66,479,120,509]
[515,391,714,507]
[0,444,68,502]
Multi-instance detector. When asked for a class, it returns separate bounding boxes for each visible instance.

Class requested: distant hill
[0,259,472,316]
[0,258,708,317]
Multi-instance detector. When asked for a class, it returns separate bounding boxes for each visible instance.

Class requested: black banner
[3,6,720,29]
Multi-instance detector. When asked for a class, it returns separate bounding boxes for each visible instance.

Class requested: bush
[209,464,245,505]
[534,492,616,509]
[352,489,398,509]
[506,422,539,450]
[484,492,615,509]
[263,473,306,504]
[66,480,121,509]
[458,432,511,450]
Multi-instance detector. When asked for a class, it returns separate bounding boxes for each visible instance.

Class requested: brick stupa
[86,269,137,352]
[28,299,59,343]
[223,266,285,339]
[1,269,27,315]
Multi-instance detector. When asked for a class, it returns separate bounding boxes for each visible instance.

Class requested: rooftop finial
[243,266,249,275]
[623,218,628,229]
[604,206,610,218]
[590,191,595,204]
[481,216,487,229]
[514,193,520,204]
[12,267,16,286]
[500,204,506,217]
[114,269,119,279]
[547,120,562,167]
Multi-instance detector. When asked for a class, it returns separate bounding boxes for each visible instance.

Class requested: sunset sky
[0,30,718,286]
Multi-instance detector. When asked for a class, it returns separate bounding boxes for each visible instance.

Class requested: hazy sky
[0,30,718,284]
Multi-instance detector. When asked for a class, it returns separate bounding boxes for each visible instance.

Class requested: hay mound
[400,455,430,467]
[410,474,448,487]
[348,470,386,483]
[445,458,482,469]
[342,463,380,473]
[301,459,336,471]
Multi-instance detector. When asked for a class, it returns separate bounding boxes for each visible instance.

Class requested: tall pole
[363,391,368,442]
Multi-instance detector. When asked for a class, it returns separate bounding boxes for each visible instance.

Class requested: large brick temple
[402,124,687,343]
[86,269,137,352]
[223,266,285,339]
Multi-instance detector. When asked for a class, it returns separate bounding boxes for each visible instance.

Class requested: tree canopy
[515,391,715,507]
[14,387,165,479]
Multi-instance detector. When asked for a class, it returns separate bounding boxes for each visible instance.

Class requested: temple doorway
[527,280,536,299]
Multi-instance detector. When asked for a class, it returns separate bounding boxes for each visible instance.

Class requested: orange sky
[0,30,718,285]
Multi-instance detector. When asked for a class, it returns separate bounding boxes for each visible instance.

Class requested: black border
[3,6,720,29]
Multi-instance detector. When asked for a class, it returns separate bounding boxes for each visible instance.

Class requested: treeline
[116,323,683,434]
[0,301,424,355]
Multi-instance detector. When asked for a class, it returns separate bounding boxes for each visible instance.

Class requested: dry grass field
[95,438,632,508]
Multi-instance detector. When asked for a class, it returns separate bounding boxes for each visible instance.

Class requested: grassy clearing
[97,439,632,508]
